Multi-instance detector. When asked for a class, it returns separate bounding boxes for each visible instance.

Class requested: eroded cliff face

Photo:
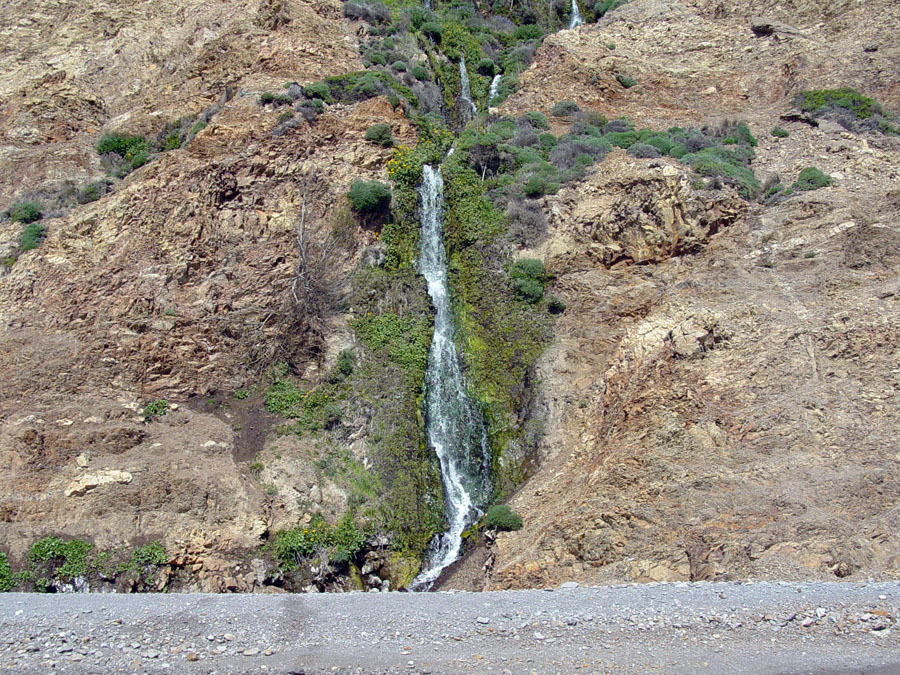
[2,0,900,592]
[443,0,900,589]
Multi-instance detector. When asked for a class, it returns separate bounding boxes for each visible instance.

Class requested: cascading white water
[569,0,583,28]
[458,57,478,123]
[411,165,492,590]
[487,74,502,107]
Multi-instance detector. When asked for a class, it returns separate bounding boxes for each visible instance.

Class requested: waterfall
[411,165,492,590]
[458,57,477,124]
[488,74,502,107]
[569,0,583,28]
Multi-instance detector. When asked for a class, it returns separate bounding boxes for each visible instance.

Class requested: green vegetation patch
[28,536,93,581]
[796,88,900,135]
[19,222,47,253]
[0,552,12,592]
[348,179,392,215]
[8,201,41,224]
[365,123,395,147]
[142,399,169,421]
[792,167,832,191]
[272,513,366,570]
[483,504,523,531]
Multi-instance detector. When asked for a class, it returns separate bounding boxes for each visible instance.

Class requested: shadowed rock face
[2,0,900,592]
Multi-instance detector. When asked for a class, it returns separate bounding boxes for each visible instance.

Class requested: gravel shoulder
[2,581,900,673]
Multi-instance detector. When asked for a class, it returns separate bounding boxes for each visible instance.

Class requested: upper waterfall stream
[458,57,478,124]
[410,165,492,590]
[569,0,583,28]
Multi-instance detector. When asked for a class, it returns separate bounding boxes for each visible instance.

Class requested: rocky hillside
[1,0,899,593]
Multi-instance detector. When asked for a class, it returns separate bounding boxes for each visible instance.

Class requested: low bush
[795,88,899,135]
[483,504,523,531]
[411,65,430,81]
[259,92,293,106]
[365,123,394,147]
[797,88,881,119]
[547,295,566,314]
[8,201,41,224]
[348,180,392,214]
[302,82,332,102]
[521,164,560,198]
[421,21,443,42]
[142,399,169,421]
[518,111,550,130]
[510,258,546,302]
[771,126,789,138]
[28,536,93,582]
[0,552,12,592]
[512,24,544,41]
[680,146,759,198]
[271,513,366,569]
[76,182,108,204]
[551,100,581,117]
[477,58,496,76]
[128,541,168,569]
[792,167,832,191]
[19,223,47,252]
[616,73,637,89]
[627,142,661,158]
[392,60,407,72]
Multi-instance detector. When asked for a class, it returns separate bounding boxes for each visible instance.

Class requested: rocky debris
[540,155,746,270]
[0,582,898,673]
[63,470,132,497]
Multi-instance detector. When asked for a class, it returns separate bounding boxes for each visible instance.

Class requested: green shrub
[627,142,661,158]
[272,513,365,570]
[0,552,12,592]
[521,111,550,130]
[191,120,208,135]
[616,73,637,89]
[421,21,443,42]
[365,123,394,147]
[411,64,430,81]
[142,399,169,421]
[392,60,407,72]
[604,131,639,148]
[76,182,105,204]
[523,172,558,198]
[336,349,355,377]
[303,82,332,102]
[680,146,760,198]
[771,126,789,138]
[129,541,167,568]
[8,201,41,224]
[510,258,546,302]
[796,88,880,119]
[792,167,832,191]
[96,134,152,174]
[348,179,392,214]
[483,504,523,531]
[547,295,566,314]
[259,92,293,106]
[370,51,387,66]
[512,24,544,41]
[477,58,496,76]
[28,537,93,581]
[19,223,47,252]
[551,100,580,117]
